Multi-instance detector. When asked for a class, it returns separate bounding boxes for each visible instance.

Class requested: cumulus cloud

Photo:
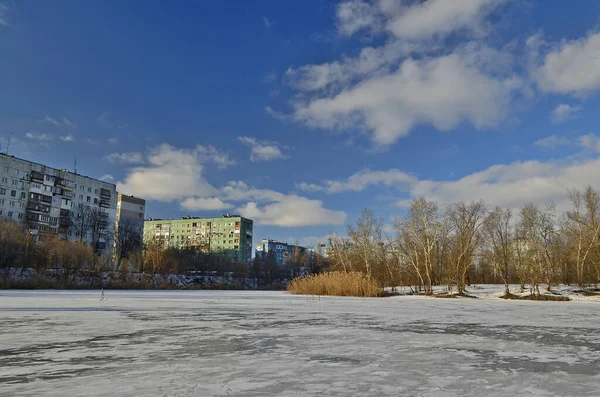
[277,0,520,146]
[106,152,145,164]
[292,50,520,145]
[238,136,288,162]
[99,174,114,182]
[114,145,344,226]
[400,156,600,214]
[180,197,233,211]
[60,135,74,142]
[116,144,218,200]
[196,145,236,169]
[236,196,347,227]
[551,104,581,124]
[578,134,600,152]
[533,135,571,150]
[530,32,600,96]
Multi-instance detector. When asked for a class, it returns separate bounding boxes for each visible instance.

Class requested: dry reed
[287,271,383,297]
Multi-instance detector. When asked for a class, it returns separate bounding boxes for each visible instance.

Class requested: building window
[20,192,25,199]
[44,185,52,192]
[7,211,13,218]
[94,189,98,194]
[1,177,7,183]
[0,199,3,205]
[18,213,24,220]
[93,198,98,204]
[2,166,8,173]
[87,196,91,203]
[0,188,5,195]
[10,190,16,197]
[88,187,91,192]
[12,179,18,186]
[80,185,84,191]
[79,194,83,200]
[13,169,19,176]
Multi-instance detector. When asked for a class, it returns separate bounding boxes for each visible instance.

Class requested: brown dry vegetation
[500,293,570,301]
[287,271,383,297]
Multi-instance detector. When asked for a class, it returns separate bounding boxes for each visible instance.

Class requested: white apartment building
[0,153,118,253]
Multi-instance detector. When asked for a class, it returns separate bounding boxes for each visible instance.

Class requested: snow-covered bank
[0,267,288,290]
[1,290,599,396]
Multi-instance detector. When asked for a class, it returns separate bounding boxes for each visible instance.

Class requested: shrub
[287,271,383,297]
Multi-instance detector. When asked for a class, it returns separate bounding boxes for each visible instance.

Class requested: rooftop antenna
[73,158,77,174]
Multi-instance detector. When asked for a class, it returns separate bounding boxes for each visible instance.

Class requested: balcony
[100,188,111,199]
[55,177,74,190]
[26,203,51,214]
[99,199,110,208]
[30,171,44,182]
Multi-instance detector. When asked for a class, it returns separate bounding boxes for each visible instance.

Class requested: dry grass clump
[287,271,383,297]
[500,293,570,301]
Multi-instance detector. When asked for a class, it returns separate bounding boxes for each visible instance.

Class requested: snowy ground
[1,287,599,396]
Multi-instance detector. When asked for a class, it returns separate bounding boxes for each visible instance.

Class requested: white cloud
[324,169,416,193]
[238,136,288,162]
[236,196,347,227]
[44,115,76,128]
[397,156,600,214]
[578,134,600,152]
[336,0,382,37]
[115,145,346,226]
[296,182,325,193]
[551,104,581,124]
[195,145,236,169]
[117,144,218,200]
[60,135,74,142]
[106,152,145,164]
[25,132,52,141]
[222,181,346,227]
[533,135,571,150]
[107,137,119,145]
[530,32,600,96]
[292,50,520,145]
[263,16,274,28]
[0,4,10,27]
[335,0,506,40]
[180,197,233,211]
[386,0,507,40]
[44,116,61,126]
[99,174,114,182]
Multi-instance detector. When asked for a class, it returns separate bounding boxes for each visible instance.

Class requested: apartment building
[143,214,253,263]
[0,153,118,253]
[255,239,308,267]
[114,194,146,254]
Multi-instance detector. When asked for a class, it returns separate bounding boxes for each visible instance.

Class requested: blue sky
[2,0,600,247]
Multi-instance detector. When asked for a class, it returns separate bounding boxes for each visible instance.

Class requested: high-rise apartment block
[0,153,118,253]
[143,215,253,263]
[255,239,308,267]
[114,194,146,254]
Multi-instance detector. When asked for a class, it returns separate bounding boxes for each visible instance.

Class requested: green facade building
[143,214,253,263]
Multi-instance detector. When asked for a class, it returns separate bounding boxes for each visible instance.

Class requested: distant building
[143,214,253,263]
[307,243,329,259]
[0,153,117,254]
[114,194,145,254]
[255,239,308,268]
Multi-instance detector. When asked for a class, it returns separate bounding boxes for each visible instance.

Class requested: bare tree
[446,201,487,294]
[483,207,513,295]
[397,198,447,294]
[70,204,94,243]
[566,186,600,286]
[115,220,142,271]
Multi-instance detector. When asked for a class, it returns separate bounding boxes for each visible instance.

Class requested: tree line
[327,186,600,295]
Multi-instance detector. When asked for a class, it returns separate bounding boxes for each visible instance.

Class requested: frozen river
[1,289,599,396]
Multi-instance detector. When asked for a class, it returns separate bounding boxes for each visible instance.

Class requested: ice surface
[1,288,599,396]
